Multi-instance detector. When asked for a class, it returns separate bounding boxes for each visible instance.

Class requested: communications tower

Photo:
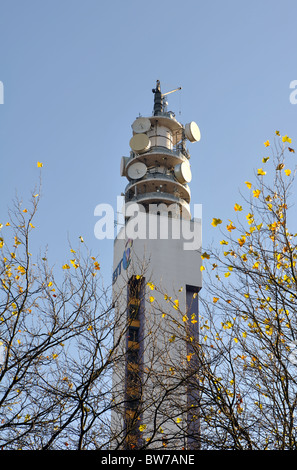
[111,81,202,449]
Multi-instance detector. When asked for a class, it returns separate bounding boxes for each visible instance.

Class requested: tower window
[128,326,139,343]
[128,304,139,321]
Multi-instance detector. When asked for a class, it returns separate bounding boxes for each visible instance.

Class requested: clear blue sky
[0,0,296,285]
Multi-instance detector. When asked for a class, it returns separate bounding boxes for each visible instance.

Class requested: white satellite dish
[174,161,192,184]
[132,117,151,134]
[127,161,147,179]
[120,156,129,176]
[129,133,151,153]
[185,121,201,142]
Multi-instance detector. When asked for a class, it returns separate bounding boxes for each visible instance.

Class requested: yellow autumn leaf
[93,261,100,270]
[238,236,246,246]
[234,203,242,212]
[37,161,43,168]
[275,130,280,136]
[149,296,155,303]
[70,259,79,269]
[139,424,147,432]
[220,240,228,245]
[213,297,219,303]
[226,220,236,232]
[257,168,266,176]
[147,282,155,290]
[13,236,20,246]
[200,265,205,271]
[245,181,252,189]
[242,331,247,338]
[276,163,284,170]
[212,218,222,227]
[201,252,210,259]
[0,238,3,249]
[79,236,84,242]
[173,299,179,310]
[233,337,238,343]
[176,417,182,423]
[284,169,291,176]
[282,135,292,143]
[262,157,269,163]
[264,140,270,147]
[17,265,26,275]
[253,189,261,198]
[62,264,70,269]
[224,272,231,277]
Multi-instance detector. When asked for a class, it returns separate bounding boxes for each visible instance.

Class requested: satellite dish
[185,121,201,142]
[174,161,192,183]
[120,156,129,176]
[127,161,147,179]
[129,133,151,153]
[132,117,151,134]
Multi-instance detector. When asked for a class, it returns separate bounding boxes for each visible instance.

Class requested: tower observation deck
[120,80,201,220]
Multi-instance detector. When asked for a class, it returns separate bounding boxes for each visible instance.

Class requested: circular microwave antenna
[127,161,147,179]
[129,133,151,153]
[132,117,151,134]
[174,161,192,184]
[120,156,129,176]
[185,121,201,142]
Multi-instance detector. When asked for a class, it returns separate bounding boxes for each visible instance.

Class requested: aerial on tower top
[152,80,182,116]
[120,81,201,220]
[152,80,163,115]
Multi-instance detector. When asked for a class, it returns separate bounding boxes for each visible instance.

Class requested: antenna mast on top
[152,80,182,115]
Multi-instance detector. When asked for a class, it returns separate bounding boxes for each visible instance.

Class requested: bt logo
[112,238,133,284]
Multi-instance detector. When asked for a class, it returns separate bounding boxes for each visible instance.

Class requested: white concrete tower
[111,81,202,450]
